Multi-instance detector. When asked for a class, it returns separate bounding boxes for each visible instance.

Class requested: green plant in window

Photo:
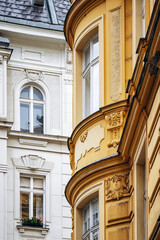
[21,217,43,227]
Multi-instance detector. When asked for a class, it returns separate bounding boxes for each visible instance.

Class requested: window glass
[92,63,99,113]
[20,86,44,134]
[83,205,90,233]
[20,177,30,188]
[33,178,43,190]
[20,103,30,132]
[20,86,30,99]
[20,192,29,219]
[83,198,99,240]
[20,176,45,223]
[33,87,43,101]
[84,71,91,117]
[33,104,43,134]
[93,36,99,60]
[92,199,99,226]
[33,194,43,219]
[93,230,99,240]
[83,35,99,118]
[85,45,90,68]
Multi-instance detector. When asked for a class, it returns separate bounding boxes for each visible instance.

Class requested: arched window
[82,35,99,118]
[20,86,44,134]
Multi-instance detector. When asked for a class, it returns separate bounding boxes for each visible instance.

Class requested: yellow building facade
[65,0,160,239]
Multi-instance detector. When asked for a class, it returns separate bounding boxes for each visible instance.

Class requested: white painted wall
[0,23,72,240]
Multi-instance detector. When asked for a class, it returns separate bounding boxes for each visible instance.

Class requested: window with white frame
[83,198,99,240]
[20,86,44,134]
[83,35,99,118]
[20,175,45,224]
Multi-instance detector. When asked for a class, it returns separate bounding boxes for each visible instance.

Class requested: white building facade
[0,0,72,239]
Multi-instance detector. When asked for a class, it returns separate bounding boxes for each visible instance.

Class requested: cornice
[64,0,105,49]
[9,130,68,144]
[65,153,130,205]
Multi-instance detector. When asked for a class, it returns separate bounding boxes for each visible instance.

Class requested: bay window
[20,175,45,225]
[83,198,99,240]
[20,86,44,134]
[83,35,99,118]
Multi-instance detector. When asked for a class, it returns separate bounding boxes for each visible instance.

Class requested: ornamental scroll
[105,173,130,201]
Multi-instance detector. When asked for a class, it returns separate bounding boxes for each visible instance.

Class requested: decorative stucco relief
[23,69,44,81]
[110,7,122,101]
[21,155,45,170]
[106,111,125,148]
[75,124,104,164]
[80,131,88,143]
[105,173,130,201]
[12,155,53,171]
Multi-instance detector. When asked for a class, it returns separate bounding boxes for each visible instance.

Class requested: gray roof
[0,0,71,31]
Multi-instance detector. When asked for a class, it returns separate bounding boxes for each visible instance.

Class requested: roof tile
[0,0,71,28]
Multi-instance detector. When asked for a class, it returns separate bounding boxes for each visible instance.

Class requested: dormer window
[33,0,44,6]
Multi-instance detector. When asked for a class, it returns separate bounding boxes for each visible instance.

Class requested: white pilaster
[0,49,12,119]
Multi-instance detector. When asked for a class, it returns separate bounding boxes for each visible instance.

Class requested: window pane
[20,177,30,188]
[83,205,90,233]
[33,104,43,134]
[85,45,90,68]
[92,199,99,226]
[93,36,99,60]
[92,63,99,113]
[93,230,99,240]
[84,235,90,240]
[33,178,43,190]
[33,87,43,101]
[84,71,90,117]
[20,192,29,219]
[33,194,43,219]
[20,86,30,99]
[20,103,30,132]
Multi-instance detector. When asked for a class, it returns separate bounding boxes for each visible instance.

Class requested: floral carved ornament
[105,173,130,201]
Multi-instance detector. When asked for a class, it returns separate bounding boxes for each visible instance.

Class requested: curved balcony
[68,100,128,175]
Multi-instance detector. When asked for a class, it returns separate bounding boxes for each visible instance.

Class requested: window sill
[17,225,49,236]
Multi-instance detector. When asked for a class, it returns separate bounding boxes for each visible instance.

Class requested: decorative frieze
[105,173,130,201]
[110,7,122,101]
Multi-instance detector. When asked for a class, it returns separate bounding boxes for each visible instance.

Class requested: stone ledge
[17,225,50,236]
